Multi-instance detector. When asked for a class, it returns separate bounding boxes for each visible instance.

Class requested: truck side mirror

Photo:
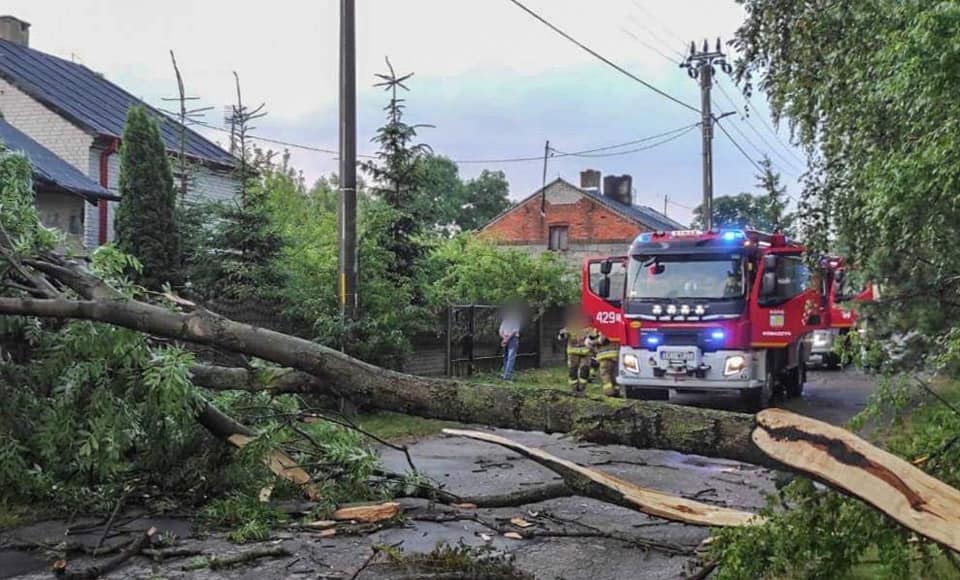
[598,277,611,298]
[600,260,612,275]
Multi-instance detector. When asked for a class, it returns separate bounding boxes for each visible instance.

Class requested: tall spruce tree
[362,58,432,283]
[115,106,181,289]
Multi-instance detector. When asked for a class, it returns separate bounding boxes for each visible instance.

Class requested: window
[776,255,810,300]
[588,261,626,301]
[548,225,569,251]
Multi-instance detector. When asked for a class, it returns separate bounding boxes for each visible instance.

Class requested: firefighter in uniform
[594,333,620,397]
[558,311,598,395]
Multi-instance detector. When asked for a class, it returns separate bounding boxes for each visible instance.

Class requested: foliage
[414,156,512,233]
[0,144,59,257]
[0,263,204,508]
[734,0,960,360]
[691,157,793,234]
[424,235,577,314]
[114,105,181,289]
[459,169,512,231]
[185,148,285,301]
[199,493,287,543]
[712,379,960,579]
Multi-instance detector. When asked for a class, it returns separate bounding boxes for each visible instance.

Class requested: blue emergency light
[645,335,661,346]
[710,330,726,341]
[720,230,745,242]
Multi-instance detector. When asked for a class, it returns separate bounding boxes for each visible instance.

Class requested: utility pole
[682,38,731,232]
[339,0,359,321]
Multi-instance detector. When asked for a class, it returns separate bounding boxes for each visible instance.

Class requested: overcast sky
[6,0,806,224]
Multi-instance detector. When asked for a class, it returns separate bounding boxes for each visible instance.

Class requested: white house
[0,15,239,249]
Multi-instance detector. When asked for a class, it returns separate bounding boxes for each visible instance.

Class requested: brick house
[0,16,239,249]
[479,169,684,268]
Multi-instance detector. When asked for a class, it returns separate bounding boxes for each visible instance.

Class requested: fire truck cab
[583,229,827,411]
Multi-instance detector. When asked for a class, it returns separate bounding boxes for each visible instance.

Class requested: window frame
[548,225,569,251]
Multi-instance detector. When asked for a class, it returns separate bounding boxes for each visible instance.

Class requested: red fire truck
[582,229,832,410]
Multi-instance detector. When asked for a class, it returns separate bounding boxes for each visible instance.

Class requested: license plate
[660,351,694,360]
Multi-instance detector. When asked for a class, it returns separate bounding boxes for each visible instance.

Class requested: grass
[357,411,459,442]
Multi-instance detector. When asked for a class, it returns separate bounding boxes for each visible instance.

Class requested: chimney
[603,174,633,206]
[0,16,29,47]
[580,169,601,192]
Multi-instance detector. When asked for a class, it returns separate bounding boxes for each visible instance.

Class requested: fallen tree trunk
[443,428,762,527]
[0,295,769,467]
[754,408,960,552]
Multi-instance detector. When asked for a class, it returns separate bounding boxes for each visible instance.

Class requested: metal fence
[201,297,567,377]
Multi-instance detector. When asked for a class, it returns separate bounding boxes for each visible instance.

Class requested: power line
[631,0,687,47]
[552,124,698,158]
[714,118,763,174]
[715,80,802,173]
[715,118,799,203]
[625,13,685,61]
[620,27,681,66]
[195,117,700,166]
[505,0,700,114]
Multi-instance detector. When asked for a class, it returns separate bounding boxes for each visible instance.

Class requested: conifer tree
[114,105,181,288]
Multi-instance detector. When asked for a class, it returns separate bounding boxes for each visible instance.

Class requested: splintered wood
[332,502,400,523]
[442,428,761,527]
[226,433,321,500]
[753,408,960,551]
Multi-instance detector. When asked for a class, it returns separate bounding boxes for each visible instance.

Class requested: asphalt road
[1,369,877,580]
[672,368,876,425]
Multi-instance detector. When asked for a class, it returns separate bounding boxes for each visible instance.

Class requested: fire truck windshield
[627,254,744,300]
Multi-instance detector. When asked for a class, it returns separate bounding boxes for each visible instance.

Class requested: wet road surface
[672,368,875,425]
[1,369,875,579]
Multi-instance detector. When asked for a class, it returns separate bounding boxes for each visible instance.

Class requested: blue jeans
[502,335,519,379]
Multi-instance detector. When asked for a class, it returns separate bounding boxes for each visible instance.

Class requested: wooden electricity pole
[339,0,359,320]
[682,38,731,232]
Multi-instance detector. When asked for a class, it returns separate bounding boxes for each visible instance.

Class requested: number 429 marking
[596,311,622,324]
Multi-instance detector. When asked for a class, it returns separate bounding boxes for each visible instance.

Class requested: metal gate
[445,304,542,377]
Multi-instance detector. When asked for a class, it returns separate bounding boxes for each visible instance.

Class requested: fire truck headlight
[652,304,662,315]
[723,355,747,376]
[622,354,640,373]
[694,304,706,316]
[666,304,677,315]
[812,331,832,347]
[680,304,690,315]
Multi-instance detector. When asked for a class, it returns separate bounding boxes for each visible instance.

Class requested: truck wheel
[786,361,806,398]
[742,371,774,412]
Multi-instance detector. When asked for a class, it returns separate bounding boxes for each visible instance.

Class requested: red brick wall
[480,192,648,244]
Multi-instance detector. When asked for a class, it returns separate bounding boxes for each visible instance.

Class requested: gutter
[97,137,119,245]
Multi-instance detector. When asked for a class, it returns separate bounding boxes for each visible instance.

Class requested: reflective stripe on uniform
[566,347,590,356]
[596,351,618,361]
